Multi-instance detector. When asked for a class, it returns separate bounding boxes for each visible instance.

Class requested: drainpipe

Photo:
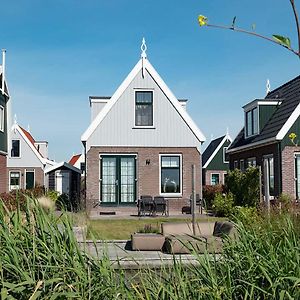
[278,142,282,196]
[83,141,87,210]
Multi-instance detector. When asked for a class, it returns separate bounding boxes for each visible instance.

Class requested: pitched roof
[229,75,300,152]
[69,154,81,165]
[45,161,81,174]
[202,135,232,168]
[81,58,206,143]
[19,126,36,148]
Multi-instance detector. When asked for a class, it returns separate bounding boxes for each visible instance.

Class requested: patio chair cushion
[131,233,165,251]
[164,235,207,254]
[161,222,215,236]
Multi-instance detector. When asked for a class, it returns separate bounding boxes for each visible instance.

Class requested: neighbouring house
[69,153,85,176]
[0,50,10,193]
[202,134,232,186]
[45,162,81,210]
[227,75,300,200]
[7,120,55,191]
[81,39,206,211]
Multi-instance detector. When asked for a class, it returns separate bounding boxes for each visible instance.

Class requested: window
[263,155,274,197]
[234,160,238,169]
[10,171,20,190]
[11,140,20,157]
[240,159,245,172]
[247,157,256,167]
[211,174,220,185]
[223,147,229,163]
[246,107,258,137]
[0,106,4,132]
[80,162,85,174]
[160,155,181,194]
[135,91,153,126]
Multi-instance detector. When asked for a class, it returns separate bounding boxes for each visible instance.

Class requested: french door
[100,155,136,205]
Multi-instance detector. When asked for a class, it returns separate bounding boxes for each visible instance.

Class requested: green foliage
[273,34,291,49]
[212,192,234,217]
[45,190,59,202]
[231,206,259,226]
[137,224,160,234]
[203,184,224,209]
[225,166,260,207]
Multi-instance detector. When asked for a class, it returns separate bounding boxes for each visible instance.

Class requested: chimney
[89,96,110,121]
[178,99,188,111]
[34,141,48,158]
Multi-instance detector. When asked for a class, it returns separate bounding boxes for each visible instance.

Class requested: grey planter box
[131,233,165,251]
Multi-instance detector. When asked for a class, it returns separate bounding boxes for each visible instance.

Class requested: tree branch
[206,23,300,58]
[290,0,300,56]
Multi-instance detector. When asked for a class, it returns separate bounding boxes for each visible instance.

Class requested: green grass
[87,216,225,240]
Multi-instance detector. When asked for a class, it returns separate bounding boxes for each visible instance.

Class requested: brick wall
[0,154,7,193]
[86,147,201,211]
[6,167,44,191]
[281,146,300,199]
[204,170,227,185]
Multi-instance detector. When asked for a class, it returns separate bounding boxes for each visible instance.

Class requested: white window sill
[132,126,156,129]
[160,193,182,198]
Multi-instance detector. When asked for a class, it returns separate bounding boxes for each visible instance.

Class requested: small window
[10,171,20,190]
[80,162,85,174]
[0,106,4,132]
[11,140,20,157]
[223,147,229,163]
[246,107,258,137]
[247,157,256,167]
[240,159,245,172]
[234,160,238,169]
[160,155,181,194]
[211,174,220,185]
[135,91,153,126]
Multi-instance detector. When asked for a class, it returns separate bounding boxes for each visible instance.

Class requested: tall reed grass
[0,197,299,299]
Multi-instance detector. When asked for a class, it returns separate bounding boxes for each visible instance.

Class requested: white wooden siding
[7,129,43,168]
[87,69,200,149]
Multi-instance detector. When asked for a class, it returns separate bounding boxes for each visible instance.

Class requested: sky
[0,0,299,161]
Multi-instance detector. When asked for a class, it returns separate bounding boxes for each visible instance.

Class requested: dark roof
[229,75,300,150]
[202,135,225,167]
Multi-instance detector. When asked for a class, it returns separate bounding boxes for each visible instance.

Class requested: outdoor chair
[153,196,168,216]
[138,195,154,216]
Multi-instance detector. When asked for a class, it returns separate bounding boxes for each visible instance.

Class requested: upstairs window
[11,140,20,157]
[80,162,85,174]
[0,106,4,132]
[246,107,258,137]
[223,147,229,163]
[135,91,153,126]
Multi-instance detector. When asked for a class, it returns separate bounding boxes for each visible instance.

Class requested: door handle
[115,179,119,186]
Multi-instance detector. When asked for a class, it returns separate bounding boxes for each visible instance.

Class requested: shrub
[212,192,234,217]
[203,184,224,209]
[46,190,60,202]
[231,206,259,226]
[225,166,260,207]
[137,224,160,234]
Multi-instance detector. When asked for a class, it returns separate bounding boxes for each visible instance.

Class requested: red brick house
[227,75,300,200]
[81,40,206,211]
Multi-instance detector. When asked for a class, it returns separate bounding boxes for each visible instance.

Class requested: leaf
[272,35,291,48]
[231,16,237,28]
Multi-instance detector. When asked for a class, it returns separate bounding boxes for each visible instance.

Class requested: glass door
[101,156,136,205]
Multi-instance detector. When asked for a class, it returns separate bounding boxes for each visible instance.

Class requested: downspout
[83,141,87,210]
[1,49,5,96]
[278,142,282,196]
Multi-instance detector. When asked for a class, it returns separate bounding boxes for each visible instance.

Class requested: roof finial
[266,79,271,95]
[141,37,147,59]
[27,124,30,133]
[14,114,17,125]
[226,127,229,136]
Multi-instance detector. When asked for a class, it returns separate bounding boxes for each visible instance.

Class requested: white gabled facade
[82,58,205,150]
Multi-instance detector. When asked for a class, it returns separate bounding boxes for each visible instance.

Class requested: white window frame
[25,169,35,189]
[9,170,21,191]
[0,105,4,132]
[11,139,21,158]
[223,147,229,163]
[210,173,220,185]
[247,157,257,167]
[159,154,182,197]
[133,89,155,129]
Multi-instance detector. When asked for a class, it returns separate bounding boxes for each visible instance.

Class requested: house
[69,153,85,176]
[7,120,55,191]
[0,50,11,194]
[81,39,206,211]
[202,134,232,186]
[45,162,81,210]
[227,75,300,200]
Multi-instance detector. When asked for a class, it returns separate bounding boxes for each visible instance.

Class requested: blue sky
[1,0,299,161]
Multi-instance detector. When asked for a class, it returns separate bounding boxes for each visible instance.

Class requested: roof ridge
[266,75,300,98]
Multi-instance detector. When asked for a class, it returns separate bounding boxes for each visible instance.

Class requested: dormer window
[246,107,258,137]
[135,91,153,126]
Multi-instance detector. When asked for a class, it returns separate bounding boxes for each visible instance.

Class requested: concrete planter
[131,233,165,251]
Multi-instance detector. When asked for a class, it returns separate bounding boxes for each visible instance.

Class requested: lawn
[86,216,225,240]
